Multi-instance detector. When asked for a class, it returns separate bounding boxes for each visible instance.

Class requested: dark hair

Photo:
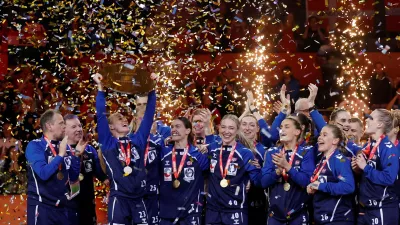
[308,16,318,22]
[282,66,292,72]
[329,108,348,122]
[175,117,194,144]
[296,113,317,145]
[40,109,60,132]
[64,114,79,122]
[325,124,348,154]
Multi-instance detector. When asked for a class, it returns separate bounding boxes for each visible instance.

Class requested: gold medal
[57,171,64,180]
[78,173,84,181]
[124,166,133,175]
[283,182,290,191]
[173,179,180,188]
[220,179,229,188]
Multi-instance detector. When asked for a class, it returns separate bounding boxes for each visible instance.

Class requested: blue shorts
[108,196,148,225]
[205,208,248,225]
[267,211,308,225]
[27,204,78,225]
[159,214,201,225]
[144,195,159,225]
[357,207,399,225]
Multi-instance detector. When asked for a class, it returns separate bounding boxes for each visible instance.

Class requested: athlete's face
[348,122,363,143]
[318,126,339,152]
[46,113,65,141]
[240,116,258,141]
[332,111,351,135]
[192,114,205,136]
[65,118,83,144]
[109,113,130,135]
[219,118,238,145]
[279,119,300,143]
[365,110,381,135]
[171,119,191,142]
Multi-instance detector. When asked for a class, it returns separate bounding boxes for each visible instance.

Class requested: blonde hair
[375,109,394,134]
[390,110,400,139]
[221,114,256,154]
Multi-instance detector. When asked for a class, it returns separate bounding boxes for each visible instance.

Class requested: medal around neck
[124,166,133,175]
[99,63,155,94]
[78,173,84,181]
[57,171,64,180]
[283,182,290,191]
[220,178,229,188]
[173,179,180,188]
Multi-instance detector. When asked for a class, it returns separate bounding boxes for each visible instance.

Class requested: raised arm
[94,73,114,149]
[386,88,400,110]
[129,90,156,151]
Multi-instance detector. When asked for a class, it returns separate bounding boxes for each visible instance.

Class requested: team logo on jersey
[322,169,326,173]
[227,163,238,176]
[210,159,217,173]
[164,168,172,181]
[318,175,327,183]
[148,151,157,164]
[232,158,237,162]
[84,159,93,173]
[83,153,89,159]
[212,153,217,159]
[131,147,140,162]
[367,160,376,169]
[165,160,170,166]
[184,167,195,181]
[64,157,72,170]
[187,160,192,166]
[295,160,300,165]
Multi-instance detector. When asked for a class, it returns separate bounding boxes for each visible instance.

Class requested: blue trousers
[357,207,399,225]
[27,203,78,225]
[159,214,201,225]
[205,208,248,225]
[144,195,159,225]
[108,196,148,225]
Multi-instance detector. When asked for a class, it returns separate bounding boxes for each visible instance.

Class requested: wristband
[308,105,317,112]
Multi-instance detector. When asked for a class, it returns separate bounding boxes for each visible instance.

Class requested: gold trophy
[99,63,155,94]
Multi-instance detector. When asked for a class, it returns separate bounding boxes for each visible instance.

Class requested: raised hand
[307,83,318,108]
[59,136,68,157]
[246,90,255,107]
[92,73,104,91]
[273,101,283,114]
[75,139,88,157]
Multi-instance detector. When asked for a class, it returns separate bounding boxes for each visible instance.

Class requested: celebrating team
[25,73,400,225]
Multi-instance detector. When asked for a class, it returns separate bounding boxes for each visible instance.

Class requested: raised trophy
[99,63,155,94]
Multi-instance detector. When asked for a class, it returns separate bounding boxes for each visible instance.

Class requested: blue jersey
[145,133,163,196]
[359,136,399,209]
[70,145,107,202]
[313,149,355,224]
[156,120,171,140]
[207,141,261,212]
[26,137,80,208]
[96,90,156,199]
[261,145,315,221]
[394,141,400,199]
[159,144,209,219]
[258,114,283,148]
[310,110,361,157]
[248,143,267,209]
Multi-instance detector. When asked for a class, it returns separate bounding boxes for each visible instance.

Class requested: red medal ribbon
[219,143,237,180]
[172,144,190,179]
[282,145,298,182]
[395,139,399,147]
[363,135,385,160]
[310,150,336,183]
[44,136,62,172]
[144,137,150,167]
[119,141,131,166]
